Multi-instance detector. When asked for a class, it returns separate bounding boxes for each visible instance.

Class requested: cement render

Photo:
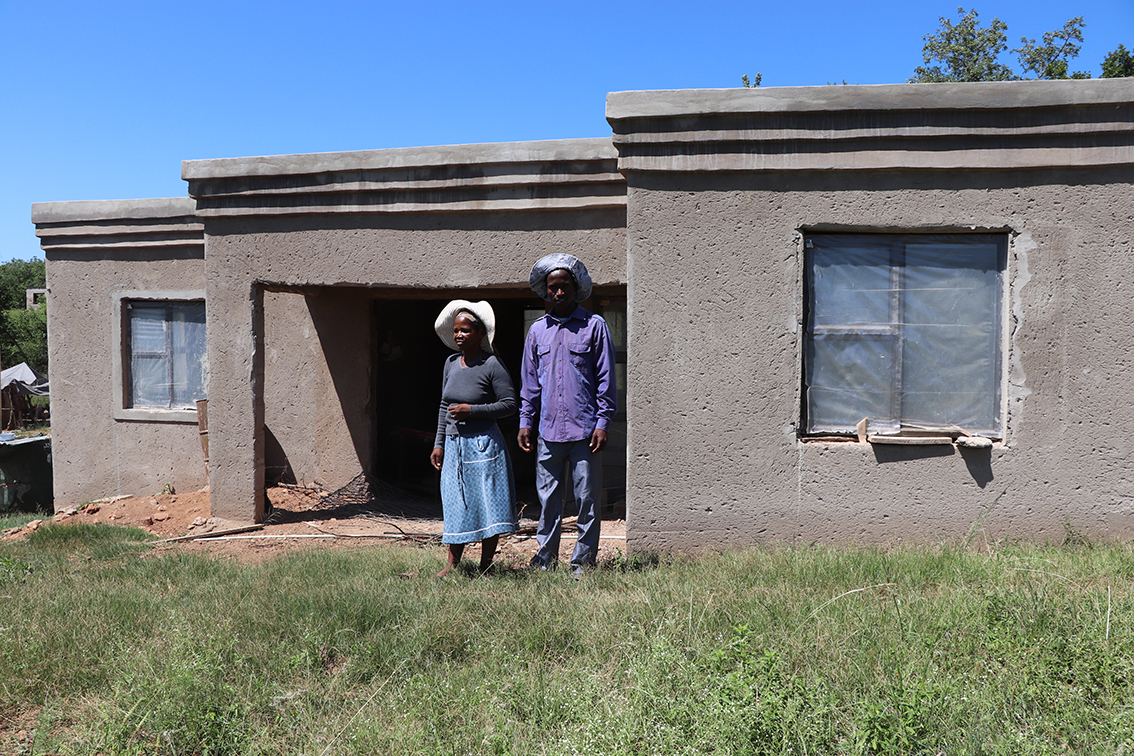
[625,168,1134,552]
[183,138,618,180]
[606,79,1134,119]
[262,290,374,492]
[45,248,208,507]
[203,210,626,522]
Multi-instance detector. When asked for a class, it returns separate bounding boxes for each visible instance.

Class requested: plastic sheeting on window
[128,301,206,409]
[804,233,1003,436]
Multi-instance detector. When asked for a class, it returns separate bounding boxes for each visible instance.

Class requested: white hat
[529,253,593,302]
[434,300,496,353]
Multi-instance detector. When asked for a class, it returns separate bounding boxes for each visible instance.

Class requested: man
[518,253,617,574]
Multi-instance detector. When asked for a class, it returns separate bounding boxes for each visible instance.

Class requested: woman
[430,300,518,576]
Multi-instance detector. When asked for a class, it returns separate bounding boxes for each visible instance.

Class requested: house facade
[33,79,1134,549]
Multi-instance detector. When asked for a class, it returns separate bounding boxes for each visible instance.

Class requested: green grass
[3,526,1134,755]
[0,512,42,531]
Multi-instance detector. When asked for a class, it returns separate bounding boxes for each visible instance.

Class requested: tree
[1014,17,1088,79]
[0,259,45,311]
[910,8,1091,83]
[911,8,1015,83]
[0,305,48,374]
[0,259,47,373]
[1101,44,1134,78]
[741,73,762,88]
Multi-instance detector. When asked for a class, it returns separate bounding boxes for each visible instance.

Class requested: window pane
[900,241,1000,430]
[806,333,895,432]
[170,303,207,408]
[130,307,167,352]
[132,354,170,408]
[809,239,893,328]
[128,301,206,409]
[804,234,1002,435]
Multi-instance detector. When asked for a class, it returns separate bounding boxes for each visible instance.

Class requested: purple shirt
[519,305,618,443]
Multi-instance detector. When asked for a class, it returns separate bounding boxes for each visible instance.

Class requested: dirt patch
[4,486,627,569]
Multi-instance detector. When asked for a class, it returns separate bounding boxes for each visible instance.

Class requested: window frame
[112,290,206,423]
[800,232,1006,439]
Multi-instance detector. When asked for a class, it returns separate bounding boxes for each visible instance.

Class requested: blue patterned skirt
[440,424,517,544]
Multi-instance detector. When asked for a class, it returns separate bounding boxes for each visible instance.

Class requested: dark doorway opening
[372,289,626,520]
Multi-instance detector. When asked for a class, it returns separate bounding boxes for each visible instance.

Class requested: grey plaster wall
[262,289,374,490]
[35,199,207,508]
[624,168,1134,551]
[610,80,1134,551]
[202,210,626,521]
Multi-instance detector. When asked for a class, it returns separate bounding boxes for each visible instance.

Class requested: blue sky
[2,0,1131,263]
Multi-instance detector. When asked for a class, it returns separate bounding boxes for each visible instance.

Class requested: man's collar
[547,305,586,324]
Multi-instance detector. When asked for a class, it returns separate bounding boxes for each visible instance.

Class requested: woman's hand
[448,403,472,420]
[430,447,444,470]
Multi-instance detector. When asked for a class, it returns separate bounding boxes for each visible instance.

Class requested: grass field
[2,521,1133,755]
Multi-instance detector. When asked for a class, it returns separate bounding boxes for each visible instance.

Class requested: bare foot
[438,544,464,578]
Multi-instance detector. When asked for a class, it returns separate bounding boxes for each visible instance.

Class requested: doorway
[372,289,626,519]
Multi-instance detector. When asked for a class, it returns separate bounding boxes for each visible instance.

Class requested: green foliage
[0,257,48,373]
[0,553,30,584]
[912,8,1015,83]
[1101,44,1134,78]
[741,73,762,88]
[1013,17,1089,80]
[911,9,1094,83]
[0,301,48,373]
[5,534,1134,753]
[0,258,44,311]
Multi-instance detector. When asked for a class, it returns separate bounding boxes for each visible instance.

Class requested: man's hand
[589,428,608,454]
[430,447,444,470]
[518,428,533,452]
[448,403,472,420]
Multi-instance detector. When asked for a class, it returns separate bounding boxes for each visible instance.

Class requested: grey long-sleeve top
[434,353,517,447]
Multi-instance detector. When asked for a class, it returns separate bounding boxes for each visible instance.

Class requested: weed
[4,538,1134,753]
[600,546,660,572]
[0,554,30,583]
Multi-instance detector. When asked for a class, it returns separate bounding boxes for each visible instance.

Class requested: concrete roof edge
[181,137,618,181]
[31,197,197,224]
[606,79,1134,120]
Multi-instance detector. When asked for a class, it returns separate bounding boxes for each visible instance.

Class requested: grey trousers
[530,437,602,568]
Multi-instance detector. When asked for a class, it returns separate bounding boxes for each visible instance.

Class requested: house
[33,78,1134,549]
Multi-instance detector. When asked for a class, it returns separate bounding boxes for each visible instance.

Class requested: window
[803,233,1004,437]
[125,300,206,410]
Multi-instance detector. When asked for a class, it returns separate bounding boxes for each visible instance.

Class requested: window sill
[866,435,954,445]
[799,433,999,449]
[114,407,200,424]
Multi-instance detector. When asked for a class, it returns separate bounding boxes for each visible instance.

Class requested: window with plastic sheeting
[126,301,207,409]
[803,233,1004,437]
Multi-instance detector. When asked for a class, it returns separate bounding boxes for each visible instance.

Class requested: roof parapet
[606,79,1134,173]
[32,198,202,252]
[183,138,626,217]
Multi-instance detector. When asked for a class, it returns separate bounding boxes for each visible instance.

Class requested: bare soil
[3,486,626,570]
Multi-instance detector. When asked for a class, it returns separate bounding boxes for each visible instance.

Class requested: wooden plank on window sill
[867,435,954,445]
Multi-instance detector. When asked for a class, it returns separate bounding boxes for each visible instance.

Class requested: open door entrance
[372,289,626,519]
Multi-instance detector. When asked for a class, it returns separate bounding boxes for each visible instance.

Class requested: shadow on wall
[871,443,993,488]
[264,427,295,486]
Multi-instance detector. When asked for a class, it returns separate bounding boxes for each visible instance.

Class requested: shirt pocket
[567,343,593,379]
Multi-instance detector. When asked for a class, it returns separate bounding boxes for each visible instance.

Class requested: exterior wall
[262,288,375,490]
[34,199,207,508]
[624,169,1134,550]
[188,139,626,522]
[610,80,1134,551]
